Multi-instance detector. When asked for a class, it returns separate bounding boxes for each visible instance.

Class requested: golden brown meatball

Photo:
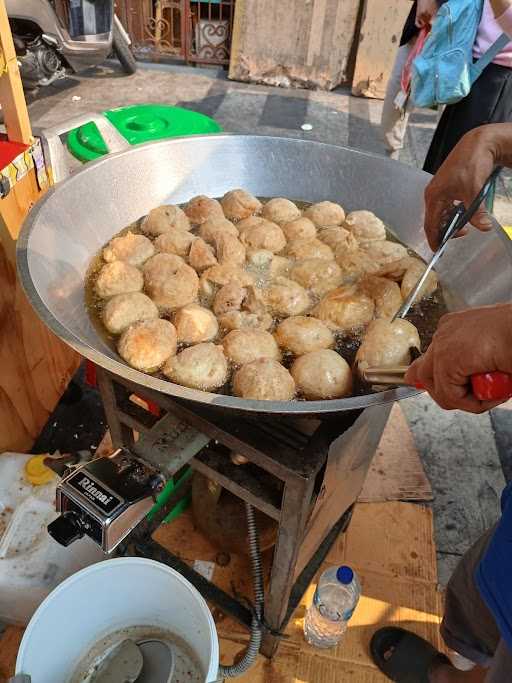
[239,219,286,253]
[286,238,334,261]
[313,285,375,331]
[237,216,265,233]
[355,318,421,369]
[199,217,239,244]
[335,247,381,282]
[361,276,403,320]
[262,198,301,224]
[401,258,438,301]
[233,359,295,401]
[163,343,228,391]
[95,261,143,299]
[118,319,177,372]
[218,310,273,332]
[275,316,334,355]
[103,232,155,267]
[103,292,158,335]
[291,349,352,400]
[141,205,190,236]
[213,282,247,316]
[184,195,224,225]
[246,249,274,269]
[344,210,386,242]
[263,277,311,317]
[200,264,254,299]
[188,238,218,272]
[304,201,345,228]
[281,217,316,242]
[269,255,292,279]
[289,258,343,297]
[318,226,358,252]
[360,240,409,278]
[221,189,262,221]
[143,253,199,311]
[174,303,219,343]
[214,233,246,266]
[222,328,280,365]
[154,229,195,258]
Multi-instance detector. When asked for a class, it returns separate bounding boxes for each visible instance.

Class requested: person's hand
[415,0,439,27]
[423,123,512,249]
[405,304,512,413]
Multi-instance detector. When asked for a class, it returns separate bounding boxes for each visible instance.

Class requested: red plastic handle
[415,372,512,401]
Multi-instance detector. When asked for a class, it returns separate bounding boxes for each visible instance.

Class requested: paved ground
[26,61,512,586]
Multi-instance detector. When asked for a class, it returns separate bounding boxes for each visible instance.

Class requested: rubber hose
[218,502,264,678]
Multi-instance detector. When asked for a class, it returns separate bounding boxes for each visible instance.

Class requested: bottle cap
[24,455,55,486]
[336,565,354,584]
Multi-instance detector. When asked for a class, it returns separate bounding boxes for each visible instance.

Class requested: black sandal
[370,627,451,682]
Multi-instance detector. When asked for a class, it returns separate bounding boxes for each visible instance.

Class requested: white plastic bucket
[16,557,219,682]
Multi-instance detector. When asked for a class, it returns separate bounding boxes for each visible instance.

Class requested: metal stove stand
[97,367,359,657]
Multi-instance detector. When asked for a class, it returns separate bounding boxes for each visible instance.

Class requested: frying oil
[85,199,447,398]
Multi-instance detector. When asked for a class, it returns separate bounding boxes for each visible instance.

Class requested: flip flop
[370,627,451,682]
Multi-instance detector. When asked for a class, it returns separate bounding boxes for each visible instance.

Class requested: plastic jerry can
[0,452,105,625]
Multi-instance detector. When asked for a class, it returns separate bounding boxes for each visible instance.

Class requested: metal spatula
[393,166,502,321]
[91,639,143,682]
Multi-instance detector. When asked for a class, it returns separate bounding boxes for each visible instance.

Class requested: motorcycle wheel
[113,22,137,75]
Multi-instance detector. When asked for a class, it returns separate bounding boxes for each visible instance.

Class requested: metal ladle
[89,637,175,683]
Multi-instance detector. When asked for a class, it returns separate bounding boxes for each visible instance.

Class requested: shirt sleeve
[496,7,512,37]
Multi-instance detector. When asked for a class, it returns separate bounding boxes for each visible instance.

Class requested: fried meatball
[361,276,403,320]
[286,238,334,261]
[290,258,343,297]
[163,343,228,391]
[356,318,421,370]
[269,255,292,279]
[174,303,219,343]
[239,219,286,253]
[143,253,199,311]
[262,198,301,224]
[275,316,334,355]
[199,217,239,244]
[263,277,311,317]
[103,231,155,267]
[233,359,295,401]
[200,264,254,299]
[361,240,409,277]
[344,210,386,242]
[141,205,190,236]
[222,329,280,365]
[313,285,375,331]
[291,349,352,400]
[281,217,316,242]
[318,226,358,252]
[335,247,381,282]
[304,201,345,228]
[401,258,438,301]
[154,229,195,258]
[95,261,143,299]
[219,310,273,332]
[214,233,246,266]
[213,282,247,316]
[184,195,224,225]
[189,238,218,272]
[103,292,158,335]
[118,319,177,372]
[237,216,265,233]
[221,189,262,221]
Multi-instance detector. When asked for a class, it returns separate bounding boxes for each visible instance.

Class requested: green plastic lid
[67,103,223,162]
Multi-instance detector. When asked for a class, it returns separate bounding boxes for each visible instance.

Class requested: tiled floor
[24,60,512,585]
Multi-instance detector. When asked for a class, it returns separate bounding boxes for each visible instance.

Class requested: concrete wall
[229,0,361,90]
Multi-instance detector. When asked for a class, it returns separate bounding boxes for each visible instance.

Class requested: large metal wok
[16,119,512,416]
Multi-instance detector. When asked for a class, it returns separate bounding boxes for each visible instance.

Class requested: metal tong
[393,165,503,321]
[362,365,512,402]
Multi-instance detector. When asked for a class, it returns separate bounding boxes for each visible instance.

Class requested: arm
[489,0,512,34]
[415,0,440,28]
[423,122,512,249]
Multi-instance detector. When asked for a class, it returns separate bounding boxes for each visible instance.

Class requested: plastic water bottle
[303,565,361,648]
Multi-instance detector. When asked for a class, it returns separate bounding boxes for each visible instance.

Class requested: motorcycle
[6,0,137,91]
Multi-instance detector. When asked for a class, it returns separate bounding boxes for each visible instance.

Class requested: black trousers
[423,61,512,175]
